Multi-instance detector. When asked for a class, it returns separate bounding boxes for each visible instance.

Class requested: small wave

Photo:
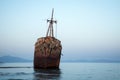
[35,72,60,76]
[0,66,32,68]
[8,79,24,80]
[15,72,30,75]
[87,76,93,79]
[0,72,32,76]
[0,72,11,76]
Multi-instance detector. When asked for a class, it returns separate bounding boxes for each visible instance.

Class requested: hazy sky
[0,0,120,60]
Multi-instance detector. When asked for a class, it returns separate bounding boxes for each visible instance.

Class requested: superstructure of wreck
[34,9,62,69]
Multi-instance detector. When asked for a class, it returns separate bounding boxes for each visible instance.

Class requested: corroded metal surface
[34,37,62,69]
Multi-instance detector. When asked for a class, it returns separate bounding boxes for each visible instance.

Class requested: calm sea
[0,62,120,80]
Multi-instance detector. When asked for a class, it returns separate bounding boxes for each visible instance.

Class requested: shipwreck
[34,9,62,69]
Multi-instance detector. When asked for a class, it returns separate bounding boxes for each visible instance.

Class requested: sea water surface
[0,62,120,80]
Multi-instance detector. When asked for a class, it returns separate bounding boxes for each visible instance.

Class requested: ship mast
[46,8,57,37]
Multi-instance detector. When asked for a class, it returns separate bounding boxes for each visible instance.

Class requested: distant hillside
[1,55,119,63]
[0,56,32,63]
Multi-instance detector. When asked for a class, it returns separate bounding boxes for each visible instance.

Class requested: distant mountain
[1,55,119,63]
[0,56,32,63]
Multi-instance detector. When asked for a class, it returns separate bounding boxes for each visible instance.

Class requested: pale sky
[0,0,120,60]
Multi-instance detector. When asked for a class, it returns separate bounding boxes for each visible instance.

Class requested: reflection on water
[34,69,61,80]
[1,63,119,80]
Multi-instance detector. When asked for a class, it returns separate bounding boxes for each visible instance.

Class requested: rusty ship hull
[34,37,62,69]
[34,52,61,69]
